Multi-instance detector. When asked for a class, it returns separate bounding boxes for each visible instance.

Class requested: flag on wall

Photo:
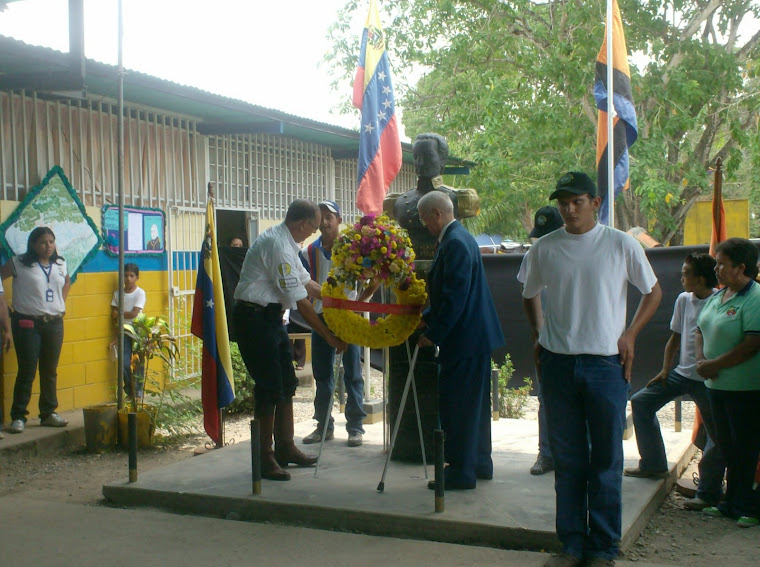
[353,0,402,215]
[595,0,638,225]
[191,195,235,445]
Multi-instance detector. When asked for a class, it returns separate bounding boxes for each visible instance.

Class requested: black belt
[237,300,283,313]
[13,312,64,323]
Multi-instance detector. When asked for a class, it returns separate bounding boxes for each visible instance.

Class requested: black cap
[549,171,597,200]
[529,206,564,238]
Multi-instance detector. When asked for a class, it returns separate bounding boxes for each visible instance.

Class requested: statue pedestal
[387,332,439,462]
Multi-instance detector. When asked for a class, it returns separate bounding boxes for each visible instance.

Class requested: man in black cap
[529,206,564,239]
[517,172,662,567]
[526,205,564,476]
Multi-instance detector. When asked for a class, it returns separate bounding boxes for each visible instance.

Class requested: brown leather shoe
[274,400,317,467]
[262,453,291,481]
[257,411,291,481]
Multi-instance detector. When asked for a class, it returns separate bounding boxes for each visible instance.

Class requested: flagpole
[607,0,615,228]
[116,0,126,410]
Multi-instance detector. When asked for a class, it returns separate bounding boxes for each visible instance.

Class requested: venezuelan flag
[191,195,234,445]
[595,0,638,226]
[353,0,402,215]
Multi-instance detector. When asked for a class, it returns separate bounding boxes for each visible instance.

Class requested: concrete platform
[102,414,696,553]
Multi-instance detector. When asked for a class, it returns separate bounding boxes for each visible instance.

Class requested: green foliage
[327,1,760,243]
[492,355,533,419]
[123,313,202,436]
[226,342,256,415]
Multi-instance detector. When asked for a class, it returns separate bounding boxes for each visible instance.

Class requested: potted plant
[118,313,180,448]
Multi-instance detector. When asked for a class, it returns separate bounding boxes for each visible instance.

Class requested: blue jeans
[121,335,144,397]
[10,313,64,422]
[311,321,365,435]
[707,389,760,519]
[540,349,629,561]
[630,370,725,503]
[536,369,553,460]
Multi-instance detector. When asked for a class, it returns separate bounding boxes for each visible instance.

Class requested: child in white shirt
[110,263,146,398]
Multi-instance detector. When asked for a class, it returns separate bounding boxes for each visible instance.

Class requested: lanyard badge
[38,262,54,303]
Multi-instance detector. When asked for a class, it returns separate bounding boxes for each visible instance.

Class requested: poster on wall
[102,205,165,256]
[0,166,102,277]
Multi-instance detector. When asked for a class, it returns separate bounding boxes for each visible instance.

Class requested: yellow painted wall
[683,199,749,245]
[0,199,196,423]
[1,269,172,422]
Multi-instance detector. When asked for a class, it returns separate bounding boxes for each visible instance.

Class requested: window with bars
[0,91,204,209]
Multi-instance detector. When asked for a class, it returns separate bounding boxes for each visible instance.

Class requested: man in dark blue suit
[417,190,505,490]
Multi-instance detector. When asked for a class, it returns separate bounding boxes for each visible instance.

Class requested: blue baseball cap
[319,200,342,217]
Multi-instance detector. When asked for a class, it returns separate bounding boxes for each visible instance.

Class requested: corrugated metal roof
[0,34,473,170]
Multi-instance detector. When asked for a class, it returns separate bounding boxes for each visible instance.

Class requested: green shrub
[226,342,256,415]
[492,355,533,419]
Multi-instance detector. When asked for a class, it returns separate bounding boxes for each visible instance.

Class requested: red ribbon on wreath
[322,296,422,315]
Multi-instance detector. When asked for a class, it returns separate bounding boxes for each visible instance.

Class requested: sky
[0,0,364,130]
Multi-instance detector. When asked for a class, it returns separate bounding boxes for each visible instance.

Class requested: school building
[0,34,455,421]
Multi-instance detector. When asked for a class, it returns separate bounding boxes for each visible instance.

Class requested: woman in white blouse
[1,227,71,434]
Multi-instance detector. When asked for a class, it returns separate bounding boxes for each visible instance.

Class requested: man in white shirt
[234,199,346,481]
[625,253,725,510]
[300,200,366,447]
[518,172,662,567]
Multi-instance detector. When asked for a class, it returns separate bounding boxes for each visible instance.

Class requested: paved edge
[620,443,697,552]
[101,484,563,552]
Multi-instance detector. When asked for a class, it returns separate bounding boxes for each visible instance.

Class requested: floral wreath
[322,214,427,348]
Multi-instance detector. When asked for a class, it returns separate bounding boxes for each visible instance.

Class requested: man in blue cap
[300,200,367,447]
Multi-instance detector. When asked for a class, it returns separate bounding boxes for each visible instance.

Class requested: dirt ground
[1,395,758,566]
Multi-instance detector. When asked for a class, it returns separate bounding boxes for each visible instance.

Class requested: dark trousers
[121,335,144,397]
[540,350,629,561]
[438,353,492,487]
[10,313,64,422]
[234,302,298,405]
[708,388,760,519]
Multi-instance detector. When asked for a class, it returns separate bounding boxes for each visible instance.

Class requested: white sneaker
[8,420,24,433]
[0,430,4,439]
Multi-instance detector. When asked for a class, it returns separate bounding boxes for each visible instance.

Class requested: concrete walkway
[100,413,694,555]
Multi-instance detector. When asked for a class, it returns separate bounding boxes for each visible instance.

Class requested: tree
[327,0,760,243]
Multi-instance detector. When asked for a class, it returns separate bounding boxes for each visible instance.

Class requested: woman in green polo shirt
[695,238,760,528]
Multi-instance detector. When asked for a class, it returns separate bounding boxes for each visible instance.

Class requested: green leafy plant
[124,313,180,419]
[492,355,533,419]
[225,342,256,415]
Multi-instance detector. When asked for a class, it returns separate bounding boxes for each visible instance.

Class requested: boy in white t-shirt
[518,172,661,567]
[110,263,146,397]
[625,253,725,510]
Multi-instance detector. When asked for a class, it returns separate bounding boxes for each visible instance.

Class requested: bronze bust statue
[384,133,479,261]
